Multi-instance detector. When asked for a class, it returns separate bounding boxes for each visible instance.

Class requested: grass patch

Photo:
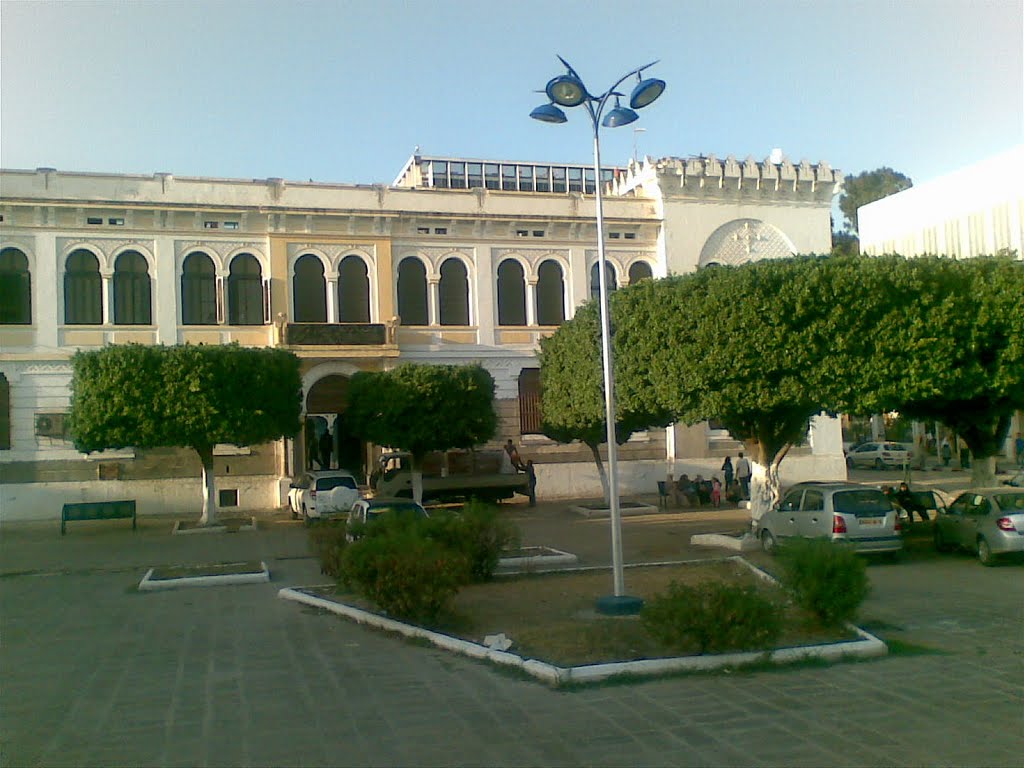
[149,560,264,580]
[317,560,856,667]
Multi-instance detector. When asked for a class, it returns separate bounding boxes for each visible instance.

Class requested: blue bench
[61,500,137,535]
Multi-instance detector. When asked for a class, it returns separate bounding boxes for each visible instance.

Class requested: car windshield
[316,476,356,491]
[994,493,1024,511]
[834,490,892,517]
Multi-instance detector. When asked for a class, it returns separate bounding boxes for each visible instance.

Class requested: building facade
[0,152,844,521]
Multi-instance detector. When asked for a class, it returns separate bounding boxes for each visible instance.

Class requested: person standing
[721,455,734,491]
[318,429,333,470]
[1015,432,1024,467]
[735,452,752,499]
[525,460,537,507]
[940,437,952,467]
[504,439,525,472]
[711,477,722,508]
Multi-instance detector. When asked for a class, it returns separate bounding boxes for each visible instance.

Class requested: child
[711,476,722,508]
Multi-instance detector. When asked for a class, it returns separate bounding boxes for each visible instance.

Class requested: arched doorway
[303,372,366,481]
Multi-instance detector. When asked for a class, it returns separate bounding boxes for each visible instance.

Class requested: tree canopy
[69,343,302,524]
[346,363,497,463]
[838,167,912,234]
[538,298,673,502]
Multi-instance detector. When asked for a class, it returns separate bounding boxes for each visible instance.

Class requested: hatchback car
[846,442,912,469]
[287,470,360,523]
[758,481,903,554]
[933,488,1024,565]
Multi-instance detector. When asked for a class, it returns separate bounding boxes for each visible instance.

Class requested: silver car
[759,481,903,554]
[934,488,1024,565]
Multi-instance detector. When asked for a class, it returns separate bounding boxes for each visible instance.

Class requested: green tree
[870,256,1024,486]
[839,167,912,234]
[538,298,673,504]
[346,362,497,466]
[69,344,302,525]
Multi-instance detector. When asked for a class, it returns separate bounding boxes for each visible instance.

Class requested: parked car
[346,497,430,540]
[933,488,1024,565]
[288,470,360,523]
[758,481,903,555]
[846,441,912,469]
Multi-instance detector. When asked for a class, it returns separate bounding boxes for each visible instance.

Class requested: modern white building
[0,152,844,521]
[858,144,1024,259]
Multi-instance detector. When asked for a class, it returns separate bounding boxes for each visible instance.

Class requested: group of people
[668,452,752,509]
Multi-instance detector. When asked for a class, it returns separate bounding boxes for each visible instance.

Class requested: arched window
[497,260,527,326]
[227,253,264,325]
[181,252,217,325]
[338,255,370,323]
[113,250,152,325]
[589,261,618,301]
[628,261,653,284]
[64,249,102,325]
[438,258,469,326]
[292,254,327,323]
[397,257,428,325]
[535,259,565,326]
[0,248,31,325]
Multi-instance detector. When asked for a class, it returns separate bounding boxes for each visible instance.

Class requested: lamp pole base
[595,594,644,616]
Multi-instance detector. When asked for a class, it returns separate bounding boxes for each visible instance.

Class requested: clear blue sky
[2,0,1021,190]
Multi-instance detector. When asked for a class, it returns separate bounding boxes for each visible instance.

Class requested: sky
[1,0,1022,194]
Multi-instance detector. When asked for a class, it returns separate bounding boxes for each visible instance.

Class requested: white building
[0,152,844,521]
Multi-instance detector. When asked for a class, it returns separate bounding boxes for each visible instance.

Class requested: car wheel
[874,458,885,470]
[977,537,996,566]
[760,529,776,554]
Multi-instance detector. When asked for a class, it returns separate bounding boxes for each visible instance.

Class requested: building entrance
[303,374,366,481]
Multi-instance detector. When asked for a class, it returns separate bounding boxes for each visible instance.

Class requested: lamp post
[531,57,665,614]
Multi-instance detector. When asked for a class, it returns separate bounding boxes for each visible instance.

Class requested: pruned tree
[839,167,912,234]
[346,362,497,467]
[539,298,673,505]
[69,343,302,525]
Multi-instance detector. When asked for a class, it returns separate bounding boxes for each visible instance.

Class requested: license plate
[859,517,883,526]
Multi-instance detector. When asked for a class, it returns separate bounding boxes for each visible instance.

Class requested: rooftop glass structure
[393,155,621,195]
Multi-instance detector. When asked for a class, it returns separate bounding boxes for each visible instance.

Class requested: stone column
[326,274,339,323]
[525,278,538,326]
[101,269,114,325]
[428,277,440,326]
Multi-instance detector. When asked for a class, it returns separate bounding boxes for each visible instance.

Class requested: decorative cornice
[492,247,571,261]
[58,237,154,258]
[176,239,265,259]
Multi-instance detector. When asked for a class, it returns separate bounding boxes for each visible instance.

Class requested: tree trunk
[588,442,610,506]
[196,445,218,526]
[970,454,997,488]
[750,443,790,531]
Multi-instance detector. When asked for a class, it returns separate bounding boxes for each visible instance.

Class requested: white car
[288,470,360,523]
[346,497,430,541]
[846,441,911,470]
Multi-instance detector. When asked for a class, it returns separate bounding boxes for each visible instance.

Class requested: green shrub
[340,528,469,624]
[425,501,520,582]
[307,520,348,579]
[641,581,784,654]
[776,538,870,626]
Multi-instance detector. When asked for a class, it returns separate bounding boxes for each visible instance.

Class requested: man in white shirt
[735,452,752,499]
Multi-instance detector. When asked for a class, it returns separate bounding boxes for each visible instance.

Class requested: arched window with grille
[628,261,653,284]
[64,249,102,325]
[0,248,31,325]
[113,250,152,325]
[535,259,565,326]
[338,255,370,323]
[589,261,618,302]
[438,258,469,326]
[497,259,526,326]
[292,254,326,323]
[227,253,264,325]
[181,251,217,325]
[397,257,428,325]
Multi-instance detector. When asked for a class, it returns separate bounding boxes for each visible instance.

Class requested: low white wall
[1,476,284,522]
[533,454,847,501]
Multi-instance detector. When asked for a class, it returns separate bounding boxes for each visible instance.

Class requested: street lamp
[531,57,665,615]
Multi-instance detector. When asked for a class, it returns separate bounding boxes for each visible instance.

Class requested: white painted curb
[171,516,258,535]
[139,561,270,591]
[497,546,578,569]
[278,555,887,686]
[570,503,659,518]
[690,532,760,552]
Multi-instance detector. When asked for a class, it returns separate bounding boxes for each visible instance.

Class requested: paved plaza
[2,491,1022,767]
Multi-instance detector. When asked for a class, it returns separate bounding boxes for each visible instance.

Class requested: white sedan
[846,441,911,470]
[288,470,360,523]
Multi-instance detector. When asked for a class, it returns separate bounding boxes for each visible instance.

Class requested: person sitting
[676,474,699,507]
[894,481,929,524]
[693,474,711,506]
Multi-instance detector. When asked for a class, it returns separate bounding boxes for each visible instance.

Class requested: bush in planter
[776,538,870,627]
[307,520,348,579]
[340,527,469,624]
[641,581,784,654]
[425,500,520,582]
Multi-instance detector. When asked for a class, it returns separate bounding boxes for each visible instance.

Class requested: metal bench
[61,500,137,535]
